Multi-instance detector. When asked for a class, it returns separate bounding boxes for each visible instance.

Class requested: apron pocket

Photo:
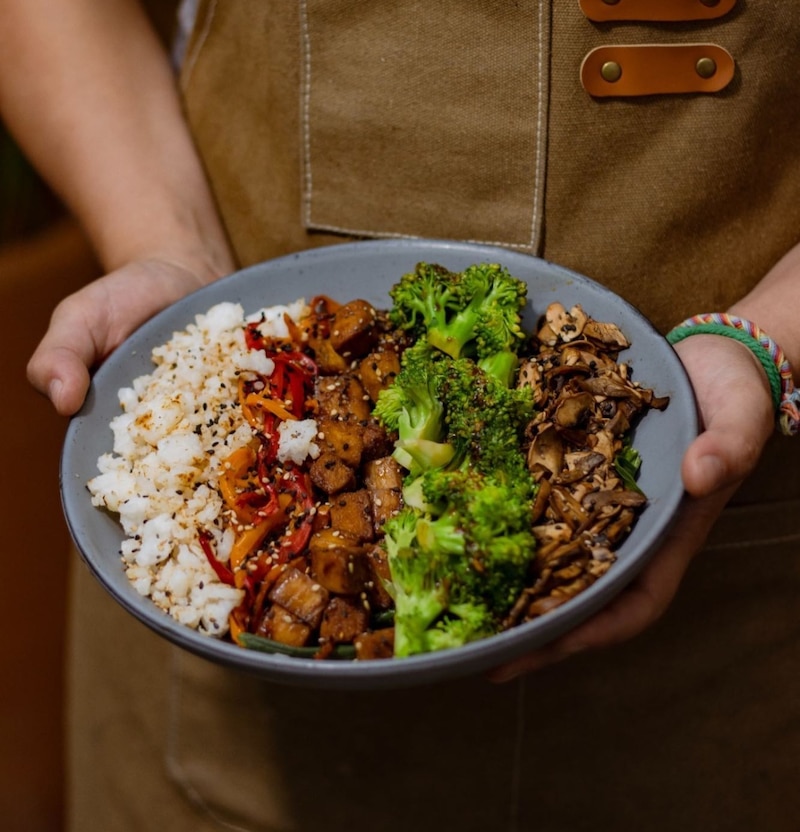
[300,0,551,251]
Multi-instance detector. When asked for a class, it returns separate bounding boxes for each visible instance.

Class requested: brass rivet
[601,61,622,83]
[696,57,717,79]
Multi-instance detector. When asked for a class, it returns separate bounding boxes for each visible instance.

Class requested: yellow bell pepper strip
[229,492,294,571]
[218,446,257,512]
[228,612,246,646]
[243,391,296,424]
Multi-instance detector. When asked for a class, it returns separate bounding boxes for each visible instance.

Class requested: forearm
[729,242,800,383]
[0,0,233,277]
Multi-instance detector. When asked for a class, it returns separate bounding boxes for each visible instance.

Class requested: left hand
[488,332,775,682]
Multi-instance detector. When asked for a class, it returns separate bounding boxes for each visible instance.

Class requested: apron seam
[299,0,313,230]
[528,0,548,252]
[294,221,539,251]
[179,0,218,94]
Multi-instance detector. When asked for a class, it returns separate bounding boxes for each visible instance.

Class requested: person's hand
[489,333,775,681]
[28,256,230,416]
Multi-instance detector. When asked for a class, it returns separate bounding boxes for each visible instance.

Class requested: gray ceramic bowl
[61,239,698,690]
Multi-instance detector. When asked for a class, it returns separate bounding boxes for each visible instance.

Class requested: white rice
[88,298,320,637]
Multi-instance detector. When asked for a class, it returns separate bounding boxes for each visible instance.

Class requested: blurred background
[0,125,99,832]
[0,7,178,830]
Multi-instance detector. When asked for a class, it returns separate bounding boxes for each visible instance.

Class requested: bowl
[60,238,698,689]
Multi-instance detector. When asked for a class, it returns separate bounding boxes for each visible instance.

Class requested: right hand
[27,257,230,416]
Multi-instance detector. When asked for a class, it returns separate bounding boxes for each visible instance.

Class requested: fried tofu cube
[308,528,370,594]
[363,456,405,491]
[268,567,329,629]
[317,416,364,467]
[354,628,395,660]
[320,596,370,644]
[316,374,372,422]
[365,544,394,610]
[361,419,396,461]
[256,604,312,647]
[329,299,380,358]
[309,452,357,495]
[358,347,401,402]
[329,489,374,542]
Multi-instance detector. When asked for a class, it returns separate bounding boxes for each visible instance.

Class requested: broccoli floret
[382,508,450,657]
[373,342,453,474]
[384,469,537,657]
[434,355,534,473]
[389,262,528,373]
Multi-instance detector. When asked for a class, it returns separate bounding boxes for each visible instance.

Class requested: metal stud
[695,57,717,79]
[601,61,622,83]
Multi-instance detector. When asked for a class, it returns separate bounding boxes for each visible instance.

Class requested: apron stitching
[164,650,257,832]
[528,0,547,251]
[508,676,526,832]
[292,219,538,252]
[179,0,217,93]
[299,0,314,228]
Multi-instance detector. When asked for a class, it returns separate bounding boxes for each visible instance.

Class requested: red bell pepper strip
[198,530,236,586]
[274,466,316,563]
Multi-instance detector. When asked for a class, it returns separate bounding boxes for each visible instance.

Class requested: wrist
[667,313,800,436]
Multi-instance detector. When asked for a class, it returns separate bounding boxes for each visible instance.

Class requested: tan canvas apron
[68,3,800,830]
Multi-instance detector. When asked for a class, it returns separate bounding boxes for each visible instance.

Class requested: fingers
[488,334,775,683]
[489,488,731,682]
[28,259,210,416]
[673,336,773,498]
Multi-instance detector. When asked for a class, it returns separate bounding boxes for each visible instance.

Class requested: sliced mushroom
[527,423,563,476]
[583,319,630,349]
[554,391,595,427]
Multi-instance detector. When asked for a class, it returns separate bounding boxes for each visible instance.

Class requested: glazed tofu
[329,299,380,358]
[329,488,375,542]
[363,456,405,491]
[316,374,372,422]
[256,604,312,646]
[320,596,370,643]
[268,567,329,628]
[308,528,370,594]
[358,346,401,402]
[354,628,395,660]
[316,416,364,467]
[365,544,394,610]
[308,452,357,495]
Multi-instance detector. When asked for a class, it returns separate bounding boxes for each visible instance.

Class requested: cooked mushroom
[507,303,670,629]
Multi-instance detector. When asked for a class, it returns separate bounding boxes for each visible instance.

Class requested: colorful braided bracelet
[666,313,800,436]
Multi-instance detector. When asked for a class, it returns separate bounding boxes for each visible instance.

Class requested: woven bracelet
[666,313,800,436]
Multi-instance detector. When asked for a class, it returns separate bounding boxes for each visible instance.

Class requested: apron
[67,3,800,830]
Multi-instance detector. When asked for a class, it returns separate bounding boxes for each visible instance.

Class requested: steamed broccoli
[375,261,539,657]
[388,262,528,382]
[372,342,454,474]
[383,467,536,657]
[434,355,534,473]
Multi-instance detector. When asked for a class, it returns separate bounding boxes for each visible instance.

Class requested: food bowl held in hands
[60,239,698,690]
